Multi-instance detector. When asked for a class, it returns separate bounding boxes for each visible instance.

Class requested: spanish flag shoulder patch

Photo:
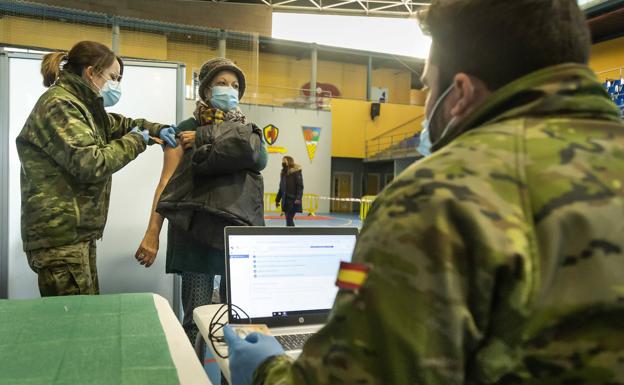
[335,261,370,291]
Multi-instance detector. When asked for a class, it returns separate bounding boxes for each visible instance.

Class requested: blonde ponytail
[41,52,67,87]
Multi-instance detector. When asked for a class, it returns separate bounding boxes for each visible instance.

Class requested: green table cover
[0,293,180,385]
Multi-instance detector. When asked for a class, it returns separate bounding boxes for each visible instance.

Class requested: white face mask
[418,85,455,157]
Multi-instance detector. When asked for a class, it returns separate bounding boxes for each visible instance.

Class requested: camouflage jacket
[255,64,624,384]
[17,71,166,251]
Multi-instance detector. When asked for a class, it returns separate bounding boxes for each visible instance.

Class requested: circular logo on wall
[299,317,305,324]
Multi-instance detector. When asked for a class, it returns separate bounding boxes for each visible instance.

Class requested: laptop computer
[224,226,358,358]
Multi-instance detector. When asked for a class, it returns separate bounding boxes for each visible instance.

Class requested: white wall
[183,101,333,213]
[242,104,332,213]
[6,56,179,301]
[183,98,195,119]
[98,64,178,301]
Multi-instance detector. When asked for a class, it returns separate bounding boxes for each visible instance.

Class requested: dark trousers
[285,209,296,227]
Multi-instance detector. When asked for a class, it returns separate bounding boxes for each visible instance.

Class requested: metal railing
[365,131,422,160]
[244,84,333,110]
[596,67,624,84]
[365,115,424,160]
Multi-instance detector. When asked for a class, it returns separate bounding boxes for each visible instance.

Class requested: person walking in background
[17,40,176,297]
[276,156,303,227]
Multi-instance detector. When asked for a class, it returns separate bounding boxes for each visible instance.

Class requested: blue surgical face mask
[417,120,433,157]
[210,86,239,112]
[100,80,121,107]
[418,85,455,157]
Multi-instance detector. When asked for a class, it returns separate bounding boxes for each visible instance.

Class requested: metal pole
[172,62,187,316]
[112,17,120,55]
[367,56,373,101]
[253,33,260,105]
[176,63,185,133]
[218,30,227,58]
[310,44,318,108]
[0,52,10,298]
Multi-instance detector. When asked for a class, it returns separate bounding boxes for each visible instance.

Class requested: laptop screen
[227,230,357,326]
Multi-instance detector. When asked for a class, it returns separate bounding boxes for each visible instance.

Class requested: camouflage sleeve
[254,126,534,385]
[108,112,167,139]
[35,98,147,183]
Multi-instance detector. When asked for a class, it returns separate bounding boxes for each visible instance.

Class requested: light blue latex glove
[130,126,150,144]
[223,325,285,385]
[159,125,177,147]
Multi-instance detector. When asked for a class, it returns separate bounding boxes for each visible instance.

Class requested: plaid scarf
[193,100,247,126]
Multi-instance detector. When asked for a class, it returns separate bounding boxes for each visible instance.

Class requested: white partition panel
[5,54,180,303]
[7,56,46,299]
[97,63,177,303]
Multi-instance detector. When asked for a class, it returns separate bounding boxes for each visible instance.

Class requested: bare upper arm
[159,145,184,185]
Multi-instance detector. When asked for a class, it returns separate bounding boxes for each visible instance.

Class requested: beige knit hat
[198,57,246,101]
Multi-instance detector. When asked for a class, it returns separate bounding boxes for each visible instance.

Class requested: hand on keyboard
[223,325,286,385]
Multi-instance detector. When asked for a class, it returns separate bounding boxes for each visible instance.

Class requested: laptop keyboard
[275,333,314,351]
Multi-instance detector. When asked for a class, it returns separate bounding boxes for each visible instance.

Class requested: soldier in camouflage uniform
[17,41,174,297]
[224,0,624,384]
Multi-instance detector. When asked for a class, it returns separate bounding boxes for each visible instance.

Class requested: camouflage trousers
[26,240,99,297]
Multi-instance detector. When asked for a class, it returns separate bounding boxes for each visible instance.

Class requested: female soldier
[17,41,176,297]
[135,57,267,343]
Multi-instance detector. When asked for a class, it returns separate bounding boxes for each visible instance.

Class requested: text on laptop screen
[228,234,357,319]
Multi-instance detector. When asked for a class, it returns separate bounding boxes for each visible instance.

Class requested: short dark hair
[418,0,591,90]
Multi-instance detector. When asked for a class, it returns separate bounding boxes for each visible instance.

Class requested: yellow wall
[1,15,418,159]
[372,68,412,105]
[119,32,168,61]
[320,59,368,101]
[29,0,272,36]
[166,41,218,86]
[410,89,427,106]
[0,15,412,104]
[0,16,111,52]
[590,36,624,81]
[0,16,168,60]
[332,99,424,158]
